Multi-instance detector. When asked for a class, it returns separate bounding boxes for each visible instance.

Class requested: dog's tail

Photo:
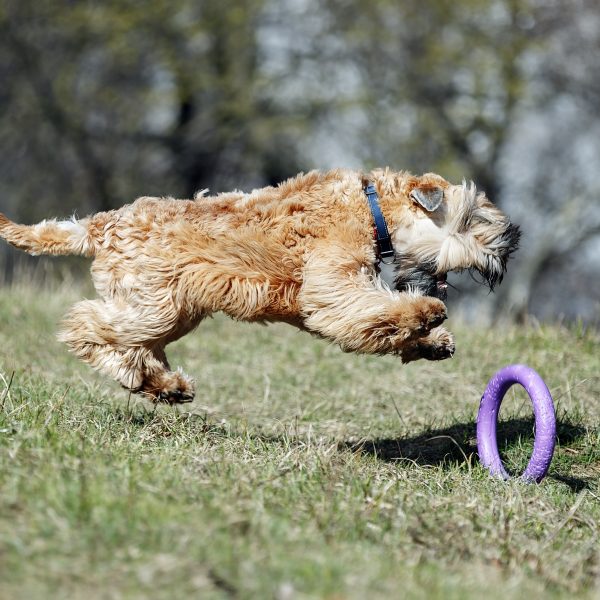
[0,213,98,257]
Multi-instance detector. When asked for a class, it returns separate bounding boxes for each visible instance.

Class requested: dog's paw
[141,369,196,404]
[421,329,455,361]
[158,388,195,404]
[416,297,448,333]
[400,328,455,363]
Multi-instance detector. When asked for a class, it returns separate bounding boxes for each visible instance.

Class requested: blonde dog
[0,168,519,402]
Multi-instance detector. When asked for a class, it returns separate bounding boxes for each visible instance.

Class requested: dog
[0,168,519,403]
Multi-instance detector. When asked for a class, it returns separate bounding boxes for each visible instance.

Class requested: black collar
[364,182,395,264]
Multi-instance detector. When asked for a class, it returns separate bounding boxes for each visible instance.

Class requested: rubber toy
[477,364,556,482]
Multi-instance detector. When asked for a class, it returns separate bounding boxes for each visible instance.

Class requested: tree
[315,0,599,321]
[317,0,540,200]
[0,0,312,224]
[495,0,600,320]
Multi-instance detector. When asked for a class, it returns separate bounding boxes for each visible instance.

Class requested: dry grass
[0,280,599,599]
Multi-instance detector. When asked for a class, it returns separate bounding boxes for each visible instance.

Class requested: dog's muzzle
[393,221,520,299]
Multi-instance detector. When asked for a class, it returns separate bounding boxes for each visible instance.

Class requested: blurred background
[0,0,598,323]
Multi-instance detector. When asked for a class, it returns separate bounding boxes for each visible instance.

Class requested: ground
[0,280,599,599]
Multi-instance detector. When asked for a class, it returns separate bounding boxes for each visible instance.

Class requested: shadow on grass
[341,417,592,492]
[109,405,592,492]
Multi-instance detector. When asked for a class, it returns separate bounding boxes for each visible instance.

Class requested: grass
[0,280,599,599]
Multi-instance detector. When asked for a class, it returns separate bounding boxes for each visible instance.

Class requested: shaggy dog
[0,168,519,403]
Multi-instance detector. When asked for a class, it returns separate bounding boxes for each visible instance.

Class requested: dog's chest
[378,261,397,290]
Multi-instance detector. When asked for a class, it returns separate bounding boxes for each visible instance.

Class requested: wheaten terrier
[0,169,519,402]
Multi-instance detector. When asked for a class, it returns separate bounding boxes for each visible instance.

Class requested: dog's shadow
[114,407,591,492]
[340,417,591,492]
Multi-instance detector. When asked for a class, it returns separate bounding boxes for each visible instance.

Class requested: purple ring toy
[477,364,556,483]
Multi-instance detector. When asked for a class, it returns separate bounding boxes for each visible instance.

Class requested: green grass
[0,281,599,599]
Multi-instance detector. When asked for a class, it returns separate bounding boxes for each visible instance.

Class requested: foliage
[318,0,536,197]
[0,0,599,319]
[0,0,309,220]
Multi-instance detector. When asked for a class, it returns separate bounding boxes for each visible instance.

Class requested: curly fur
[0,168,519,403]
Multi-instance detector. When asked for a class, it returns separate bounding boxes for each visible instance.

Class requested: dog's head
[390,174,520,300]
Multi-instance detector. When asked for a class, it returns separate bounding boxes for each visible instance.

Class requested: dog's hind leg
[58,299,197,403]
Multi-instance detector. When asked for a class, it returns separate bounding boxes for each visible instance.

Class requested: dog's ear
[410,186,444,212]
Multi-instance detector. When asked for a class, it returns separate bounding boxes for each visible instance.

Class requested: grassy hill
[0,282,599,599]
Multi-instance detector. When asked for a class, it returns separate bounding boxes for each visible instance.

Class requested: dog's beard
[393,258,510,300]
[393,257,449,301]
[393,261,498,301]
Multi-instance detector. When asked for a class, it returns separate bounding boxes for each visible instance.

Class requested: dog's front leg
[298,242,447,355]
